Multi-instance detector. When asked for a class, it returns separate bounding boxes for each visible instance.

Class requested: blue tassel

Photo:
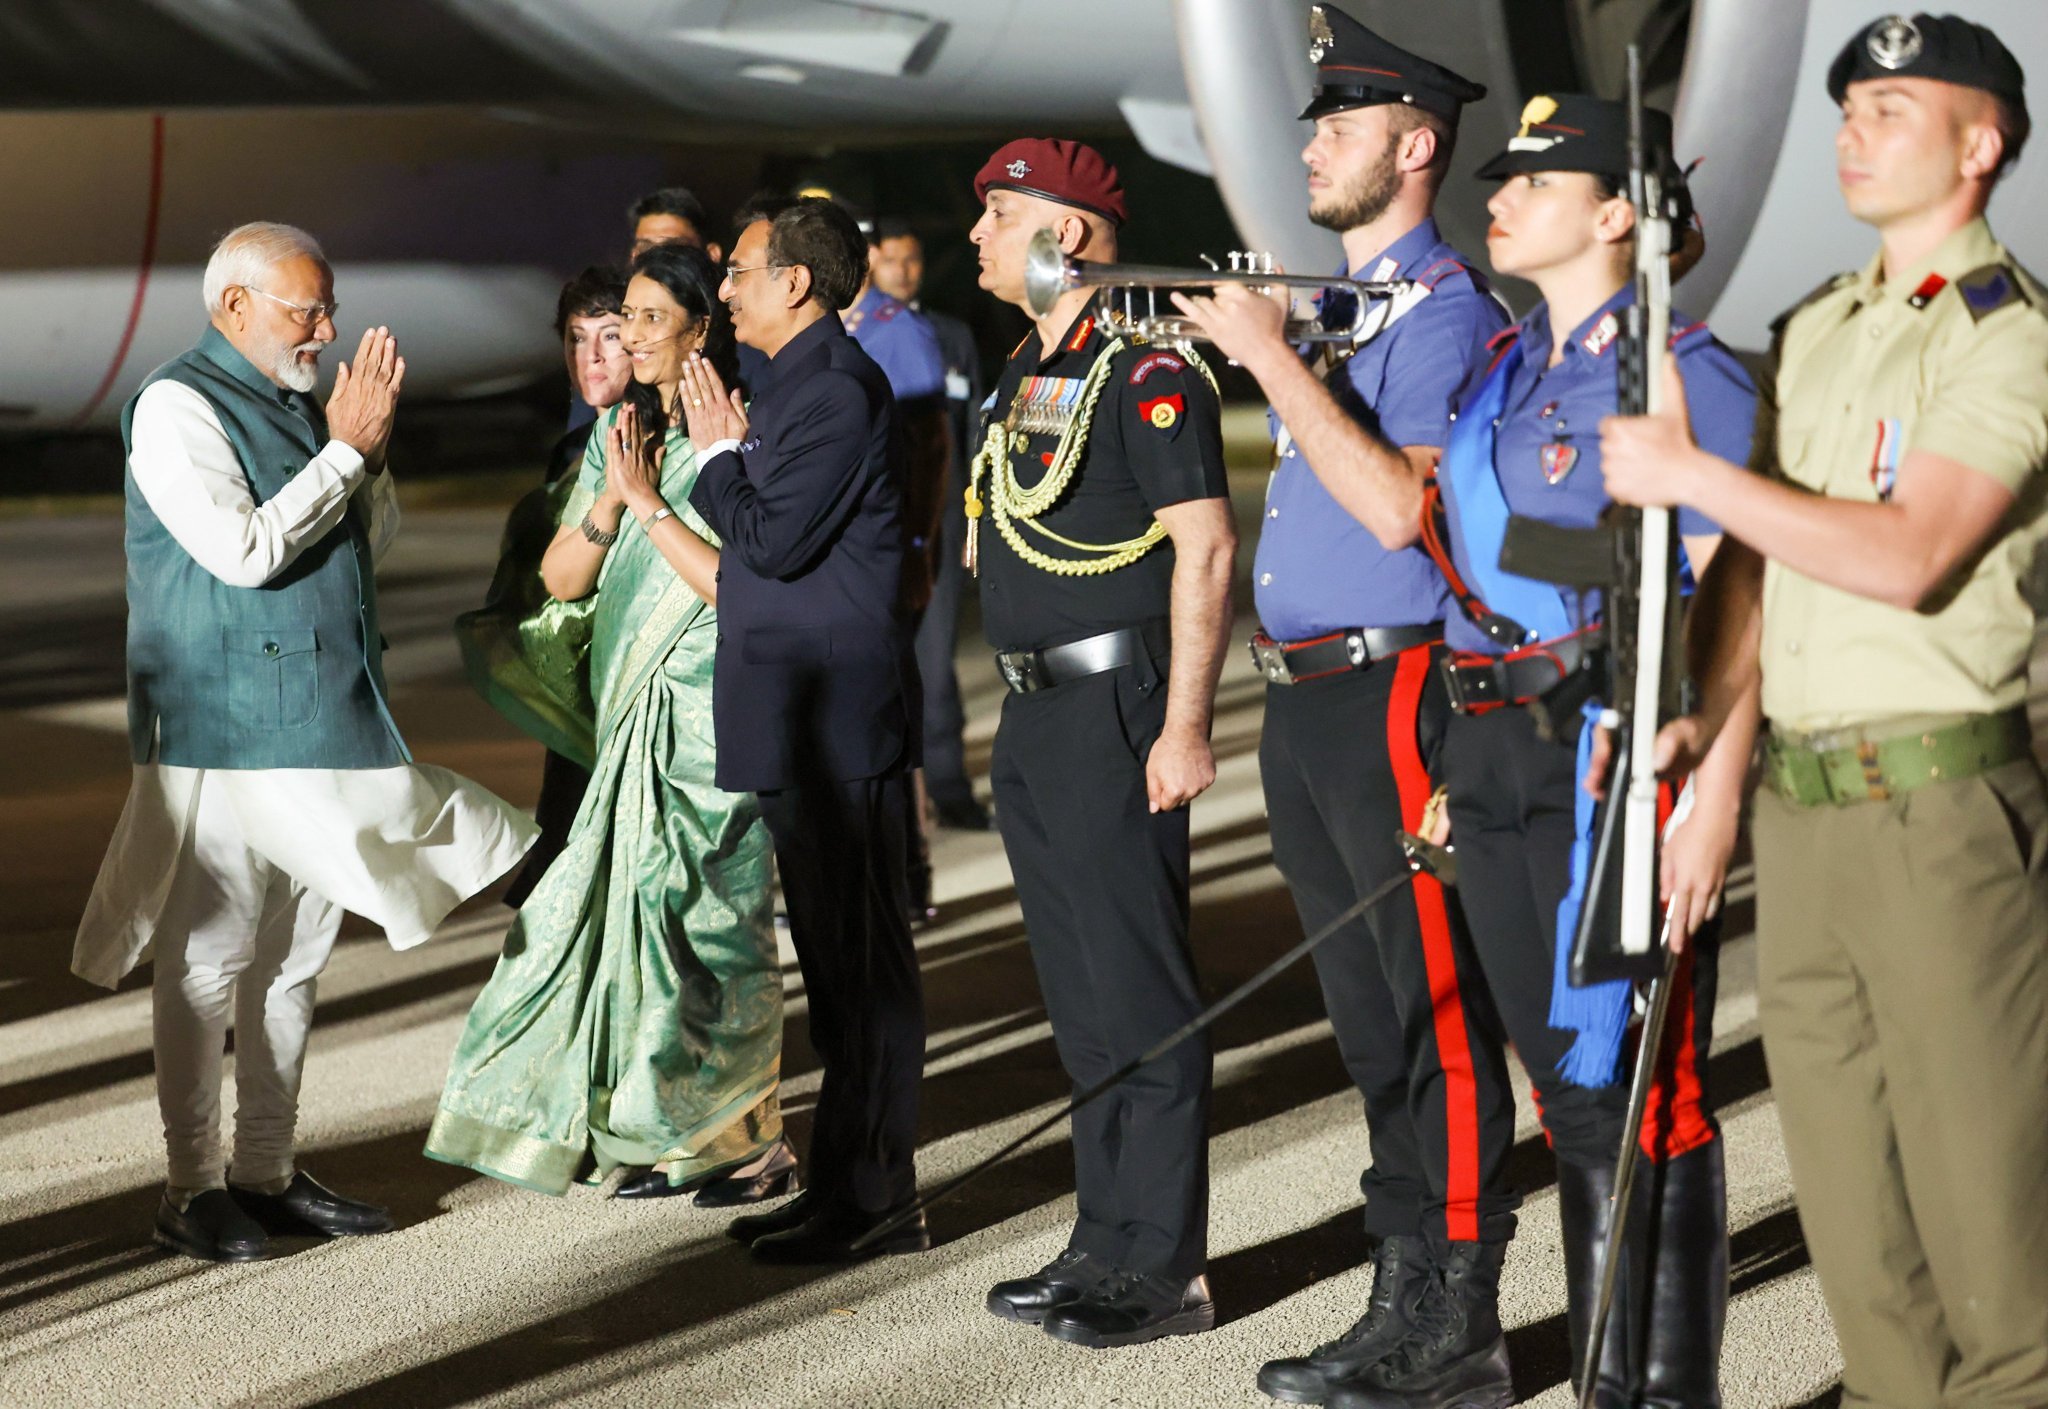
[1547,703,1633,1088]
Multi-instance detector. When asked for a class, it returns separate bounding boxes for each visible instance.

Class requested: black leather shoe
[1258,1233,1430,1403]
[153,1189,271,1263]
[613,1167,696,1200]
[986,1248,1117,1325]
[727,1189,817,1245]
[749,1202,930,1265]
[229,1172,394,1237]
[1327,1242,1512,1409]
[1042,1270,1215,1349]
[694,1141,802,1207]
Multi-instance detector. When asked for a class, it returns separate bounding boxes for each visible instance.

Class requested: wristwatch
[645,506,675,528]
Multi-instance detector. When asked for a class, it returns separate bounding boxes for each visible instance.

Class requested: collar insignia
[1308,6,1333,64]
[1580,312,1620,358]
[1867,16,1923,70]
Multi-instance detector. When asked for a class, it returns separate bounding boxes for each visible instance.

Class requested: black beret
[1827,13,2027,121]
[1301,4,1486,122]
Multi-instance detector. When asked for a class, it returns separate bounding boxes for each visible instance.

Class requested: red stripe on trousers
[1637,947,1715,1160]
[1635,778,1715,1161]
[1385,646,1483,1241]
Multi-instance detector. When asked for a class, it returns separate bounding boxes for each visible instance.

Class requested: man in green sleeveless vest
[73,222,537,1263]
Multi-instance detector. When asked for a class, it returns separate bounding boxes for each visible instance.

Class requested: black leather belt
[1249,623,1443,685]
[1440,630,1593,713]
[996,623,1165,694]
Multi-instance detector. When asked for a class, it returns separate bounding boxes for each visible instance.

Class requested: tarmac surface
[11,473,2036,1407]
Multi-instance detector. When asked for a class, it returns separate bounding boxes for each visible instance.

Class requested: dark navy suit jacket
[689,313,919,793]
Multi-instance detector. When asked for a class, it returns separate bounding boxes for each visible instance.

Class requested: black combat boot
[1636,1141,1727,1408]
[1256,1233,1430,1403]
[1325,1241,1513,1409]
[1557,1155,1638,1407]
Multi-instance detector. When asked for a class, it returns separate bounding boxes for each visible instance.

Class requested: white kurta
[73,379,538,990]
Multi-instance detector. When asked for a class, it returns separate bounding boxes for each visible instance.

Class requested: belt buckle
[1249,636,1293,684]
[1440,653,1498,713]
[999,653,1040,693]
[1345,631,1368,667]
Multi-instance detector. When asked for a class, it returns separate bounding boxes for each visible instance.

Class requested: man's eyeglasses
[247,286,339,325]
[723,263,788,280]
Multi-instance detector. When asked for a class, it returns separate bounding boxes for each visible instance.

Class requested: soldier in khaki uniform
[1600,15,2048,1405]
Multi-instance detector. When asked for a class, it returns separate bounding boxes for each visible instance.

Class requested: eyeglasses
[247,286,339,325]
[723,263,787,280]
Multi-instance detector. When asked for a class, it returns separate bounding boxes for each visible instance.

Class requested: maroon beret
[974,138,1127,226]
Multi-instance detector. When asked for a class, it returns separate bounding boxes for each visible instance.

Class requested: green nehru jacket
[120,325,409,770]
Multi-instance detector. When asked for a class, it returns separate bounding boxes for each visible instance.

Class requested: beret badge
[1867,15,1924,71]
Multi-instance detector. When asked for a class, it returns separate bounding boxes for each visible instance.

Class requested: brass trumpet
[1023,227,1408,345]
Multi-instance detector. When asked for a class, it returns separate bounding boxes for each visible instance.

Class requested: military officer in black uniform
[965,138,1236,1348]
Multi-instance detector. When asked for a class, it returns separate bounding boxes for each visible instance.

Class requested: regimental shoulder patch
[1138,392,1185,435]
[1956,263,2028,323]
[1128,351,1186,385]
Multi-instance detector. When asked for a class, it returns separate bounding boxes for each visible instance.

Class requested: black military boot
[1636,1141,1727,1408]
[1557,1155,1637,1407]
[1256,1233,1430,1403]
[1325,1242,1512,1409]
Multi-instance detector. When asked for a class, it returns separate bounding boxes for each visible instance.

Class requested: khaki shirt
[1758,217,2048,732]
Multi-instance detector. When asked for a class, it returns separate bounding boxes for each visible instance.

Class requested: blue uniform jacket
[1254,218,1508,640]
[1440,287,1758,656]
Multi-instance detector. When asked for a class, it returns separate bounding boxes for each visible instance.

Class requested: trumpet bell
[1018,226,1410,346]
[1024,228,1074,319]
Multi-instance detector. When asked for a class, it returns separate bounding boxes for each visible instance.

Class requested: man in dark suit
[680,197,927,1264]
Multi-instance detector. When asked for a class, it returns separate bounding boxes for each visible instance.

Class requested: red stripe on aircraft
[72,112,166,429]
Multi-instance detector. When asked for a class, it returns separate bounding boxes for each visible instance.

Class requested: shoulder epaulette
[1954,263,2033,323]
[1769,272,1855,338]
[1416,257,1471,292]
[1667,319,1709,349]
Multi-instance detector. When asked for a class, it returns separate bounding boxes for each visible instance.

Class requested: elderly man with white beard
[74,221,537,1263]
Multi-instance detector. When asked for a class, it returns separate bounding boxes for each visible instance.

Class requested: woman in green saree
[427,244,795,1203]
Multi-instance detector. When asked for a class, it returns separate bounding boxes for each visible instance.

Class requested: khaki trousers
[1754,756,2048,1408]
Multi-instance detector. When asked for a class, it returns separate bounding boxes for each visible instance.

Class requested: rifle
[1491,47,1689,1405]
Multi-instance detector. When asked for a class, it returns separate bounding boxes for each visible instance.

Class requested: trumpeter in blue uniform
[1169,7,1521,1403]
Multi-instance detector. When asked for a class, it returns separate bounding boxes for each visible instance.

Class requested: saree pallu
[427,414,781,1193]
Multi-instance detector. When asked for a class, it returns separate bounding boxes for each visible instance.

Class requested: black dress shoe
[613,1167,702,1200]
[153,1189,271,1263]
[727,1189,816,1244]
[933,794,994,831]
[748,1203,930,1265]
[228,1172,394,1237]
[1042,1270,1215,1349]
[694,1142,801,1207]
[986,1248,1117,1325]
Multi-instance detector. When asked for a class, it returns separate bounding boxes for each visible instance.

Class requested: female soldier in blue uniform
[1338,96,1760,1409]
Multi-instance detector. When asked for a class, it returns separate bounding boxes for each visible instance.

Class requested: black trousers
[503,748,590,909]
[1439,707,1719,1167]
[990,655,1211,1279]
[914,484,974,806]
[1260,649,1517,1246]
[757,770,925,1214]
